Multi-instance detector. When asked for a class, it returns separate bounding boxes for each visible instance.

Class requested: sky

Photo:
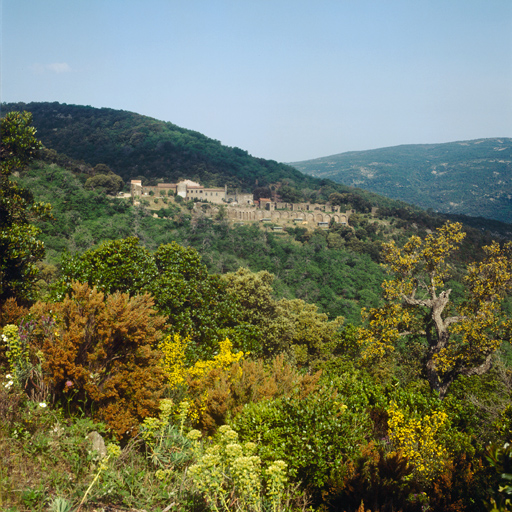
[2,0,512,163]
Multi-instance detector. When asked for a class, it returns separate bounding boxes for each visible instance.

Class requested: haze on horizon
[2,0,512,163]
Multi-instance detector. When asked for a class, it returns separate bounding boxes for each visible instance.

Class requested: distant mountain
[290,139,512,224]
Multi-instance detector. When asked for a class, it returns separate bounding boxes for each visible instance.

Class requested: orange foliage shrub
[0,298,28,327]
[29,282,166,438]
[186,354,321,432]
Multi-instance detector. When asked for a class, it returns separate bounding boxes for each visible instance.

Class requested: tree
[91,163,113,175]
[55,238,244,359]
[358,222,512,398]
[222,268,343,363]
[0,111,52,305]
[84,173,124,195]
[55,237,157,298]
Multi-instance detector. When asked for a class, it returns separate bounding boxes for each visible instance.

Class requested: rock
[86,431,107,458]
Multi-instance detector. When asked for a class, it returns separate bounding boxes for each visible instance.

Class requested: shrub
[160,335,244,390]
[0,297,28,329]
[232,384,371,501]
[29,282,167,438]
[325,442,422,512]
[181,351,321,433]
[55,238,245,359]
[188,424,289,512]
[429,453,488,512]
[387,401,450,483]
[2,323,30,386]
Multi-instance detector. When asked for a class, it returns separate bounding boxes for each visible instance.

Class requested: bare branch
[461,354,493,378]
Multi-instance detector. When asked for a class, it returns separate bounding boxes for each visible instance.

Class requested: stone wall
[227,206,351,226]
[131,180,227,204]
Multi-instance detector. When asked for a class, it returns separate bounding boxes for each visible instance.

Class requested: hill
[1,101,423,211]
[1,101,305,189]
[290,139,512,224]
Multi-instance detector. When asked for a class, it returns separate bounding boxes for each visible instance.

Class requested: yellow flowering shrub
[159,333,189,387]
[387,401,449,482]
[159,335,244,387]
[188,338,244,380]
[159,336,244,429]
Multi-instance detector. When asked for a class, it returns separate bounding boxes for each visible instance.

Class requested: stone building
[130,179,228,205]
[226,191,254,205]
[131,178,354,229]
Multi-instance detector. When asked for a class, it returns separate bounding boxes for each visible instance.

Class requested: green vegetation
[2,101,414,212]
[0,112,52,304]
[1,101,327,196]
[292,138,512,224]
[16,157,391,324]
[1,109,512,511]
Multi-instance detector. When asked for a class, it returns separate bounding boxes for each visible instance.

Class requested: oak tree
[358,222,512,397]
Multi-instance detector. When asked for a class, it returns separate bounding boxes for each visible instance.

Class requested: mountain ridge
[290,138,512,223]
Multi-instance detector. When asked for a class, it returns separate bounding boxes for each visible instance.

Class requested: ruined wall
[227,206,351,226]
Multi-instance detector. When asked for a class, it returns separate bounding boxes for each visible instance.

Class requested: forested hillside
[18,151,509,324]
[1,101,298,190]
[2,110,512,512]
[291,139,512,223]
[5,101,453,215]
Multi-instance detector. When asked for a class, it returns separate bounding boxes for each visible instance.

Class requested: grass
[0,381,199,511]
[0,374,310,512]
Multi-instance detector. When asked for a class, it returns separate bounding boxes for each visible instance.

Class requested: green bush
[231,384,371,498]
[53,238,245,359]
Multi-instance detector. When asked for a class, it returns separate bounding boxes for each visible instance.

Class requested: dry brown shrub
[187,353,322,432]
[29,282,167,438]
[0,297,28,328]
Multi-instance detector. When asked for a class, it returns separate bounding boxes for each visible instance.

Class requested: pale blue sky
[2,0,512,162]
